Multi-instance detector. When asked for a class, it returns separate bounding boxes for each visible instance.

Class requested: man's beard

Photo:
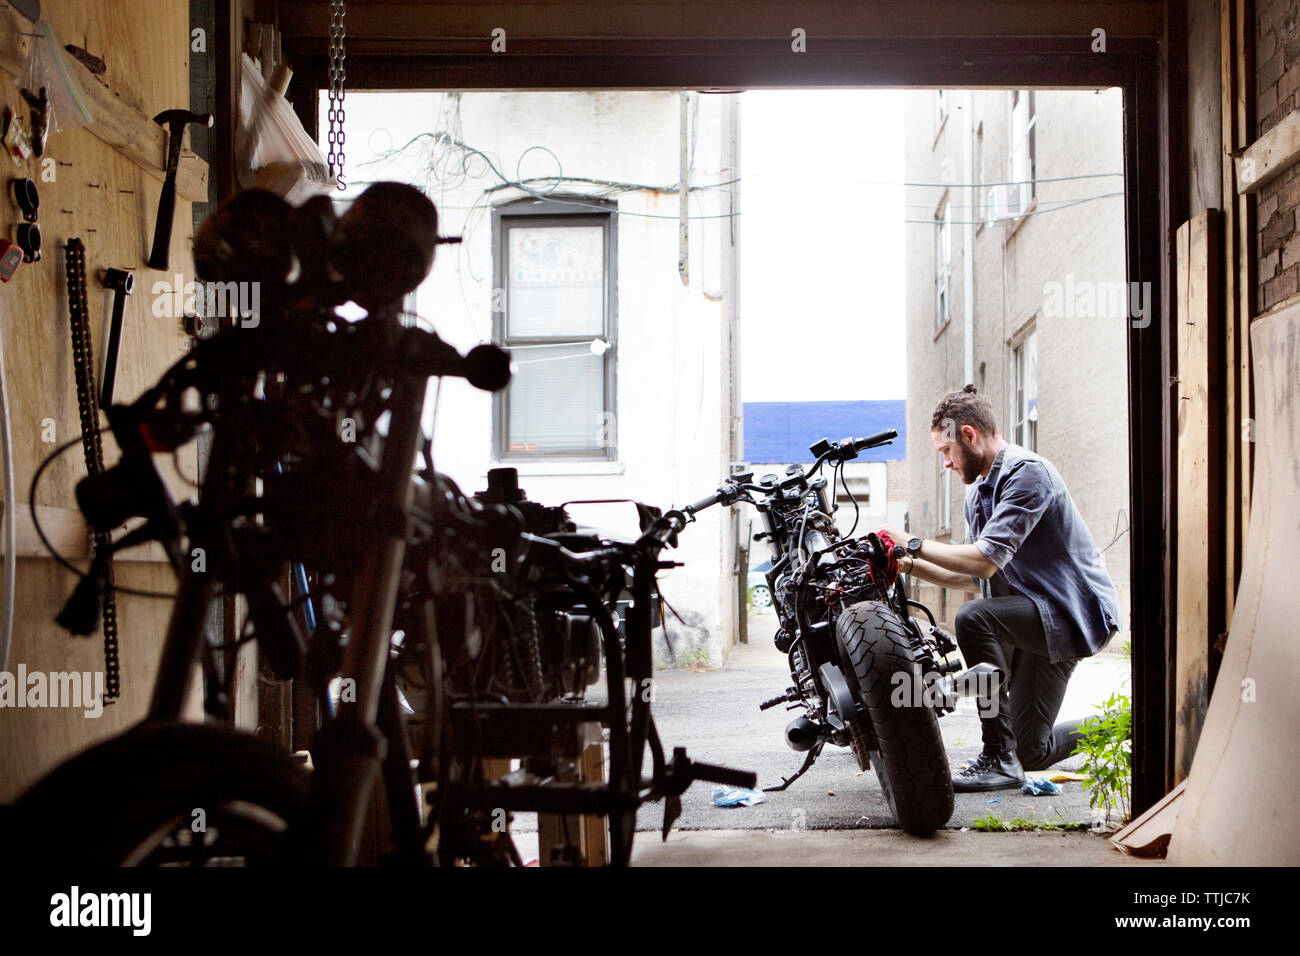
[954,438,983,484]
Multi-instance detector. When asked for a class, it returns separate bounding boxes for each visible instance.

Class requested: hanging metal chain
[326,0,348,190]
[64,239,120,703]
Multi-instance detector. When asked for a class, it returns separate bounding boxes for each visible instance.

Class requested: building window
[935,199,952,329]
[494,202,616,459]
[1011,330,1039,452]
[835,474,871,510]
[937,463,952,531]
[1009,90,1037,216]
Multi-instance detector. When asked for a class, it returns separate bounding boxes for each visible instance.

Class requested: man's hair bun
[932,384,998,434]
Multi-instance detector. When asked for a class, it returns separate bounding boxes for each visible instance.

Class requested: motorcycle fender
[817,661,860,732]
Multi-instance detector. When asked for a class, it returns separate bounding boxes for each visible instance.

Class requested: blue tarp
[743,400,906,464]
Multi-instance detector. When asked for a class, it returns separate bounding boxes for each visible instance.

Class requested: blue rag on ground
[713,785,766,807]
[1021,777,1061,796]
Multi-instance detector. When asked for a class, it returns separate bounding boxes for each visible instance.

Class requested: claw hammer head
[153,109,213,169]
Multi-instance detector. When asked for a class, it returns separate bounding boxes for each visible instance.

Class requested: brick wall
[886,457,909,502]
[1256,0,1300,312]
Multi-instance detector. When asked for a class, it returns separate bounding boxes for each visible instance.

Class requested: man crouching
[878,385,1122,791]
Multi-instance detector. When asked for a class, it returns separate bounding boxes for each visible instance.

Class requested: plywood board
[1173,211,1220,783]
[1168,300,1300,865]
[0,6,208,201]
[1235,107,1300,195]
[0,1,202,802]
[1111,779,1185,857]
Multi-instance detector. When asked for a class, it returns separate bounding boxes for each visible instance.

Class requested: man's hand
[877,526,910,548]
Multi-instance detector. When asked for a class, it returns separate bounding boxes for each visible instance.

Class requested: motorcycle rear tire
[836,600,954,834]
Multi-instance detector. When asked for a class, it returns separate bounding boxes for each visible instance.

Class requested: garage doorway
[283,32,1168,814]
[319,83,1140,834]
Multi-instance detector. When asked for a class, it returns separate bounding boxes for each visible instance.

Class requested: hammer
[147,109,212,271]
[98,268,134,406]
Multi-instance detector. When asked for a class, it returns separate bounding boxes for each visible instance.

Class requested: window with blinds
[493,204,616,459]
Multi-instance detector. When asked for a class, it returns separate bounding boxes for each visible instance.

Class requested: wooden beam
[0,10,209,202]
[215,0,247,200]
[1219,0,1241,648]
[1219,0,1253,641]
[1111,779,1186,857]
[1234,108,1300,194]
[1173,210,1222,784]
[277,1,1166,42]
[1235,0,1253,603]
[2,502,170,563]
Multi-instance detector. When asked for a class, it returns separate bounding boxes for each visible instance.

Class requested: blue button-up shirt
[964,442,1122,662]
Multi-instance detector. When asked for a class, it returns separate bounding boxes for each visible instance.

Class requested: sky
[738,90,906,403]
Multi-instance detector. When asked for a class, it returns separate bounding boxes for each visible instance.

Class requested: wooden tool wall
[0,0,206,800]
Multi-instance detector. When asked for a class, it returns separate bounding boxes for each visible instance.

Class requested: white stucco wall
[333,90,739,663]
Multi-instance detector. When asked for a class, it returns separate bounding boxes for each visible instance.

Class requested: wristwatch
[906,536,924,557]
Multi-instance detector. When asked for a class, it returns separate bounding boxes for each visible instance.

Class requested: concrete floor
[511,825,1156,866]
[635,613,1131,832]
[627,828,1158,866]
[511,610,1144,865]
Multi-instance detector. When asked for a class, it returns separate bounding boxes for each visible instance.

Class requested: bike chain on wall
[64,238,120,702]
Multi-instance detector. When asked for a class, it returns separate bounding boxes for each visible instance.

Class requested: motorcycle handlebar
[853,428,898,451]
[683,427,901,514]
[689,760,758,789]
[684,490,726,515]
[413,331,511,392]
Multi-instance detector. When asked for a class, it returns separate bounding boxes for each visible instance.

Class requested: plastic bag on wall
[19,21,94,156]
[236,53,334,204]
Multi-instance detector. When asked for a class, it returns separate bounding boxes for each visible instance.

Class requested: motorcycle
[679,430,980,834]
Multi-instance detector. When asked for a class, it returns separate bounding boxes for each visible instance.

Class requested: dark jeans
[953,594,1085,770]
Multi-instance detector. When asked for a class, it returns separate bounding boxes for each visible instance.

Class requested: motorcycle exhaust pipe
[785,715,821,752]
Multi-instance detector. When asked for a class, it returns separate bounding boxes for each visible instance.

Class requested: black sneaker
[952,750,1025,792]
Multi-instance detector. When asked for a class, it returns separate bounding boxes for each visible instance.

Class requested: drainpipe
[963,91,975,385]
[679,92,690,286]
[725,93,745,645]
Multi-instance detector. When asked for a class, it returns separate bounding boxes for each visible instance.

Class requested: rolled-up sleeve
[975,461,1053,569]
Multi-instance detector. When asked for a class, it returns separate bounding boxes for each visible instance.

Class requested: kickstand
[763,740,824,792]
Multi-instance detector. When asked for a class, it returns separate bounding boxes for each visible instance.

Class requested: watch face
[908,537,923,554]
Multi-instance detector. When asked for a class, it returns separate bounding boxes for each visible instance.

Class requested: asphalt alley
[632,610,1131,834]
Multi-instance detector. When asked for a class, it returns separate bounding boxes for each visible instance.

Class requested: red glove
[869,531,901,592]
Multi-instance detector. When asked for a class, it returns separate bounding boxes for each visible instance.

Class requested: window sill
[491,460,626,478]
